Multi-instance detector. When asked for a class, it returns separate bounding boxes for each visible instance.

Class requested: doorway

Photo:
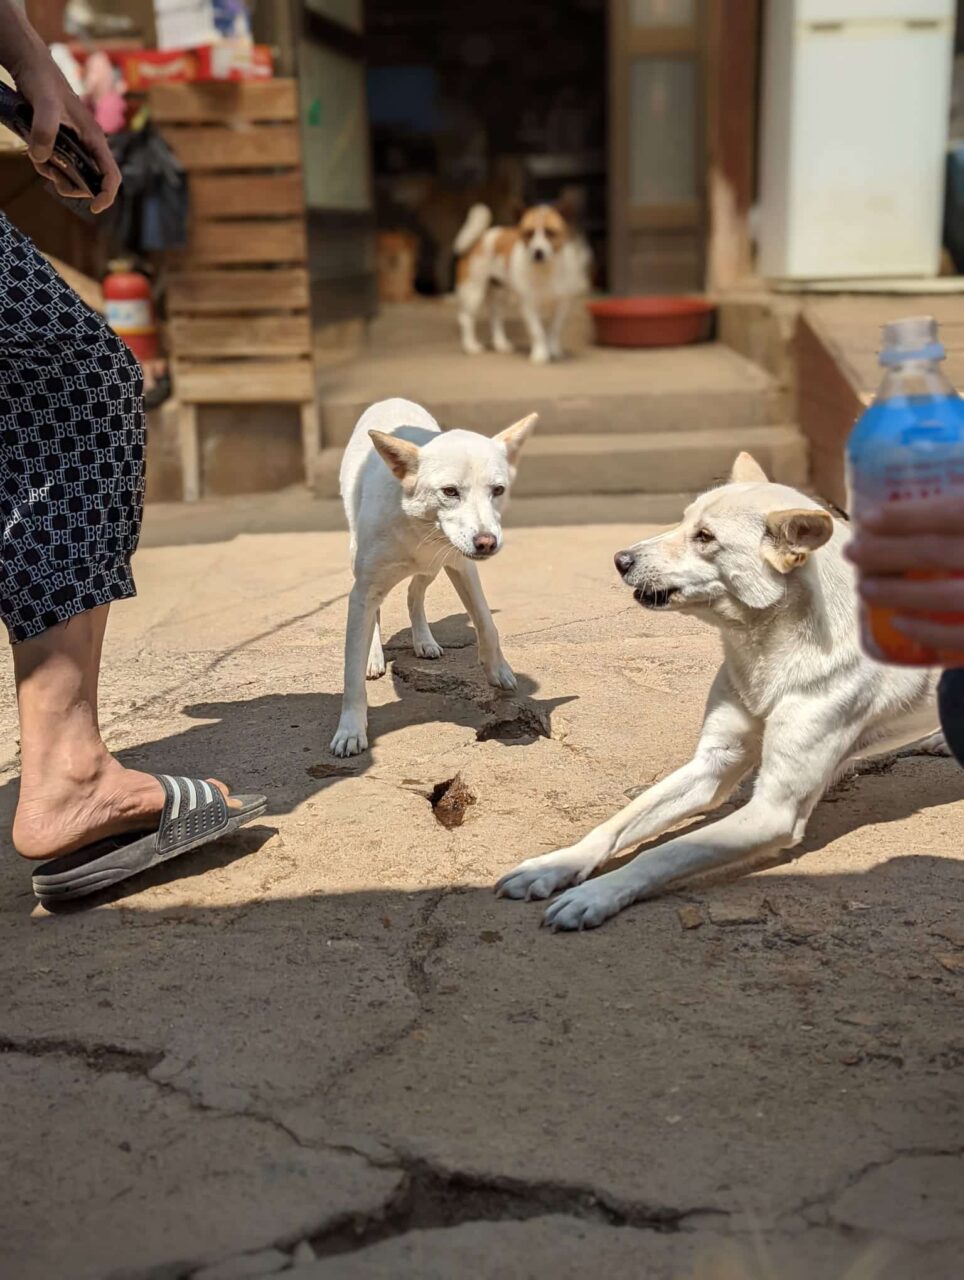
[364,0,608,299]
[290,0,726,334]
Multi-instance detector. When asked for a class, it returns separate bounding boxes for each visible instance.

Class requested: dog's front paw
[462,341,484,356]
[530,346,550,365]
[414,638,443,660]
[330,716,369,757]
[493,336,514,355]
[367,655,387,679]
[542,876,638,932]
[485,659,517,691]
[496,850,589,900]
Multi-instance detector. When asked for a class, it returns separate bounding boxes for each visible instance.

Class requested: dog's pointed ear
[369,430,420,485]
[493,413,538,467]
[730,452,768,484]
[763,508,833,573]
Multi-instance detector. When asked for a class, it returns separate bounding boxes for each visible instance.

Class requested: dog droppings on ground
[429,774,477,828]
[476,706,550,743]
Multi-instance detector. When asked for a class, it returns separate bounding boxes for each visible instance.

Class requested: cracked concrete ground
[1,490,962,1280]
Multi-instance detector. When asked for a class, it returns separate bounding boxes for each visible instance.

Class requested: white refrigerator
[758,0,956,280]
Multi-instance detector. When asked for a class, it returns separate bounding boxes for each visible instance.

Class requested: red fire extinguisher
[103,260,158,364]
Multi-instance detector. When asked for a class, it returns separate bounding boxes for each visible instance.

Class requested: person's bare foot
[13,757,236,861]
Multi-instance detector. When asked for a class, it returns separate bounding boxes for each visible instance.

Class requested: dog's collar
[814,494,849,522]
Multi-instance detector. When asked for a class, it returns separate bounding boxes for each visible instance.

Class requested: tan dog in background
[454,201,590,363]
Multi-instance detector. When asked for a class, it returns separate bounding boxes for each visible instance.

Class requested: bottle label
[106,299,152,334]
[854,454,964,507]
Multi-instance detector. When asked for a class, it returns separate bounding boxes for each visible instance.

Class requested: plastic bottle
[847,315,964,667]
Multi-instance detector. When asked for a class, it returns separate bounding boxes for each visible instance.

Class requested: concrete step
[317,342,784,447]
[314,424,808,499]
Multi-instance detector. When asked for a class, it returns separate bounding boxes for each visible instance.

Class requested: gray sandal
[31,774,268,905]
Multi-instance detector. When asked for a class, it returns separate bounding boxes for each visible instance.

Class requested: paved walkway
[314,299,782,447]
[1,493,962,1279]
[804,294,964,395]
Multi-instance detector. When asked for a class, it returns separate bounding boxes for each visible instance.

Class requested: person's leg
[13,607,161,858]
[12,606,236,860]
[938,668,964,767]
[89,602,108,734]
[0,214,241,863]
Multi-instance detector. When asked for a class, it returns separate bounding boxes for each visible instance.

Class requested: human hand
[846,499,964,651]
[11,41,121,213]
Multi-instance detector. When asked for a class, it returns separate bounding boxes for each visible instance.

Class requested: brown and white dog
[453,202,590,364]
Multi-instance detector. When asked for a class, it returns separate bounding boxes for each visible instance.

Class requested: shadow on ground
[1,845,962,1279]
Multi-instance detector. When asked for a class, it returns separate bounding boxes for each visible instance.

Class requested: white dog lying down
[331,397,537,757]
[497,452,942,930]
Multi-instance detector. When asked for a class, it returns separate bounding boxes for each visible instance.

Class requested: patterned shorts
[0,213,145,643]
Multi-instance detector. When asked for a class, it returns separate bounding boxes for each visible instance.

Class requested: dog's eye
[694,528,715,545]
[491,485,505,498]
[441,486,460,499]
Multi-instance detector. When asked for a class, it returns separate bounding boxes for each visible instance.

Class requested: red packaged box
[194,43,273,81]
[122,49,198,90]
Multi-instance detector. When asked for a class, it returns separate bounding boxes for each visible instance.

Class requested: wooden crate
[151,80,317,500]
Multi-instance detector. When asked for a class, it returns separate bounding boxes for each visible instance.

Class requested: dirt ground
[1,492,962,1280]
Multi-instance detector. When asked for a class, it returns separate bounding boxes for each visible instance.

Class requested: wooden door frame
[607,0,706,293]
[704,0,763,290]
[608,0,762,294]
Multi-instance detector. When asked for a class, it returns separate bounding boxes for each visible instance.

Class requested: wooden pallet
[150,80,317,501]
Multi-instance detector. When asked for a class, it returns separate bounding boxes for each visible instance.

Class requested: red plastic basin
[587,296,716,348]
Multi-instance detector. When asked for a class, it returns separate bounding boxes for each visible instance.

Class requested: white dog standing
[497,453,942,930]
[331,398,537,757]
[454,202,589,364]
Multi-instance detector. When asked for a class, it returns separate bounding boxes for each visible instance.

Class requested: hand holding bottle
[846,498,964,657]
[846,315,964,668]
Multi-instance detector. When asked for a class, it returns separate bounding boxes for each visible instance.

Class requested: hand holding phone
[2,67,120,213]
[0,83,106,199]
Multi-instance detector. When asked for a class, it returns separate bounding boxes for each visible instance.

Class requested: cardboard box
[120,43,273,88]
[122,48,198,90]
[154,0,217,52]
[194,42,273,81]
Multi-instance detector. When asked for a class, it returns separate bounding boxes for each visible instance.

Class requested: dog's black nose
[532,248,546,262]
[474,533,498,555]
[614,550,635,577]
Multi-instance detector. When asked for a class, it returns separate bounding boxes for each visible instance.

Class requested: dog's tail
[454,203,492,255]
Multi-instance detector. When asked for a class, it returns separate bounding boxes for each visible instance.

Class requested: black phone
[0,83,104,202]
